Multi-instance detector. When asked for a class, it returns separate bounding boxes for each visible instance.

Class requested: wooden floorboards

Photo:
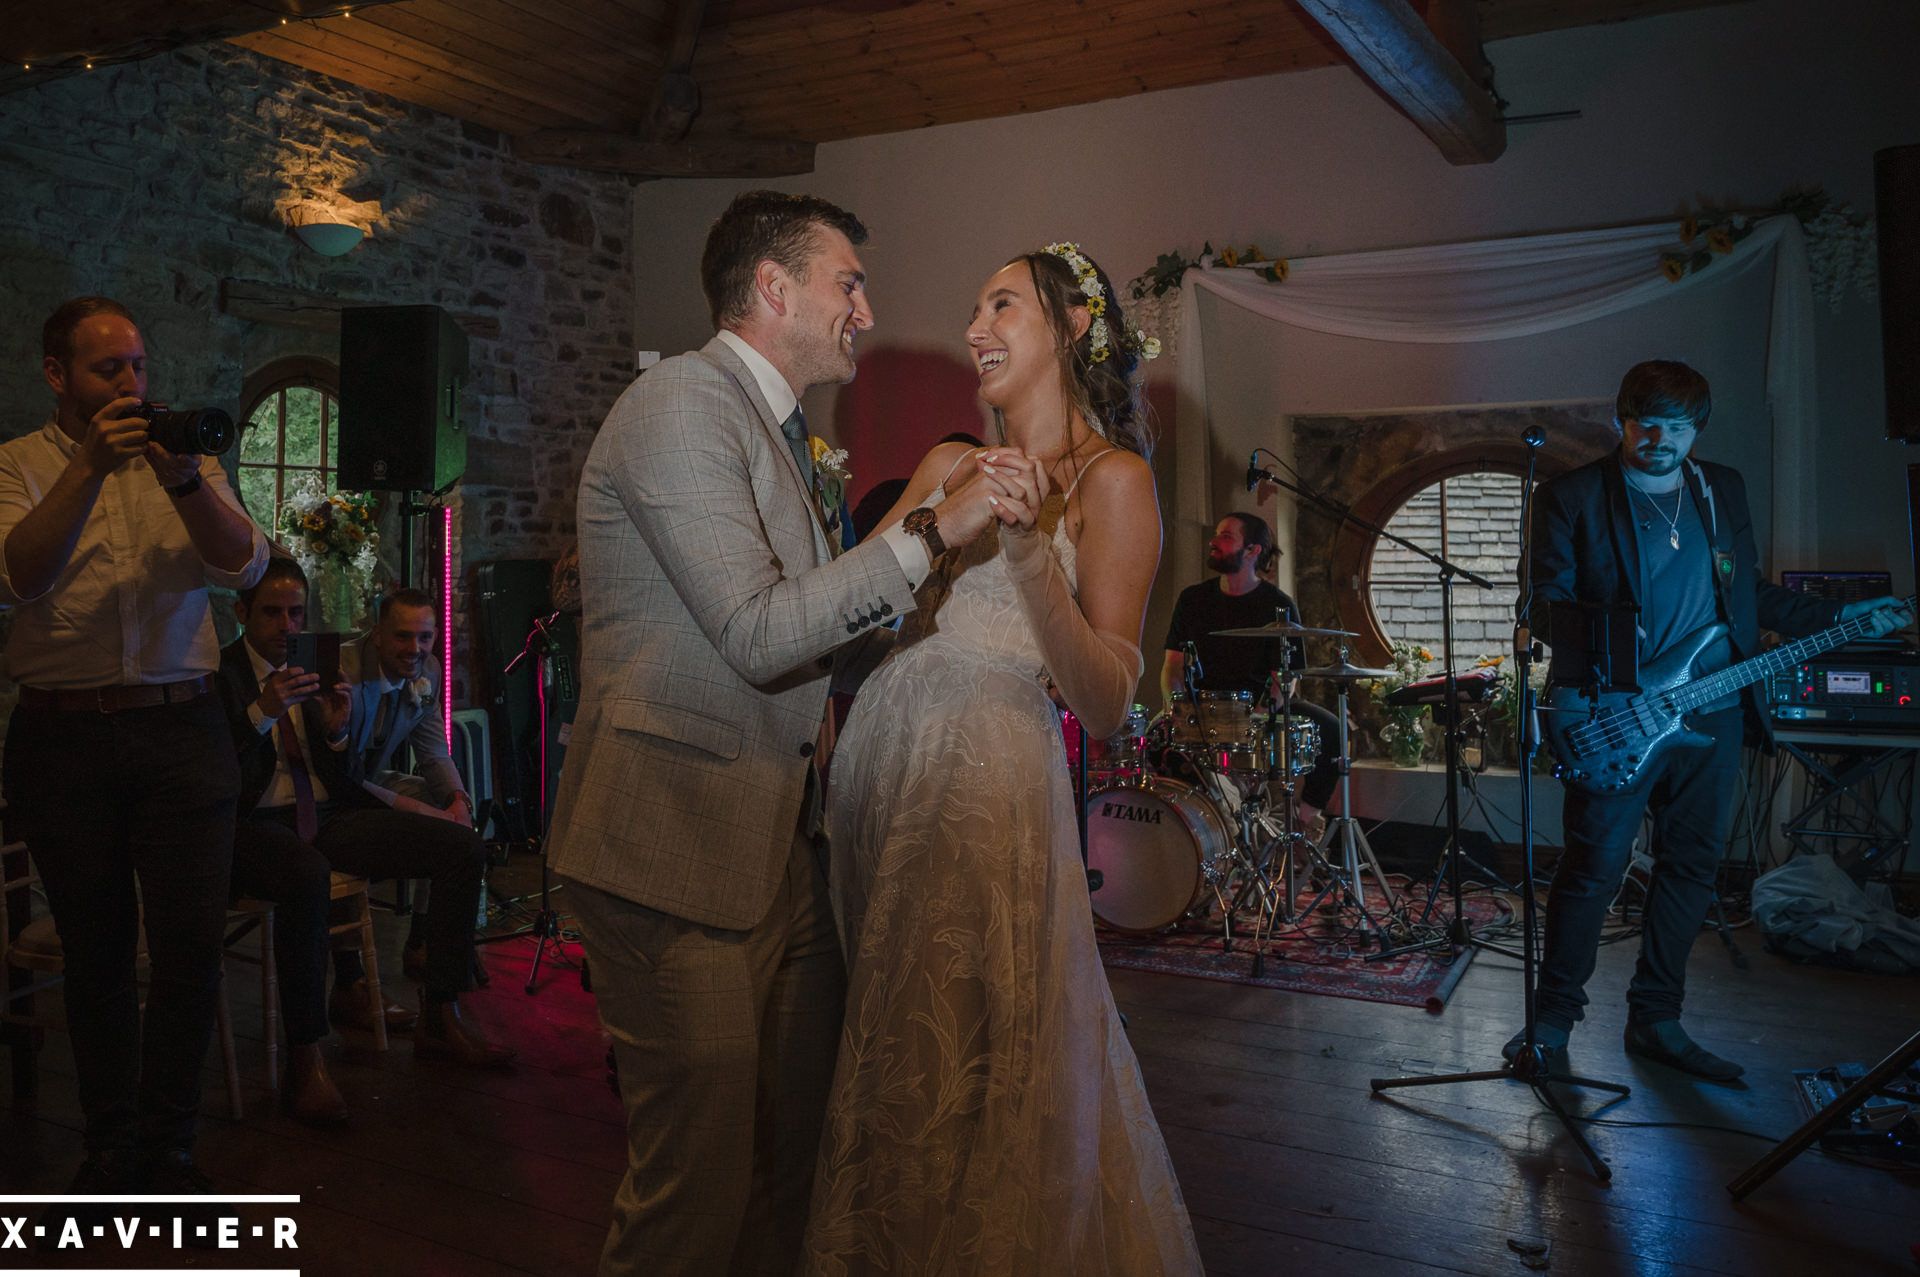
[4,877,1917,1274]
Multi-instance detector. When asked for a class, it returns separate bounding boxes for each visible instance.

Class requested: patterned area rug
[1098,887,1513,1011]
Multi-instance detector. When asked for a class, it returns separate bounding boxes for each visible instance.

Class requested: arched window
[1325,443,1543,666]
[237,358,340,529]
[1369,469,1524,658]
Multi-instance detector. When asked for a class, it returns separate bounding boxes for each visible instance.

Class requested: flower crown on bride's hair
[1039,242,1162,366]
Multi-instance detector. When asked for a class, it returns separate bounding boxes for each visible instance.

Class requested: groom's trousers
[566,816,845,1277]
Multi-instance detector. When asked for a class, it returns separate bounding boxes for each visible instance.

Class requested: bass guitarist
[1511,359,1910,1083]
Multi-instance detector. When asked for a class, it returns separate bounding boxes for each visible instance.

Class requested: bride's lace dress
[803,488,1202,1276]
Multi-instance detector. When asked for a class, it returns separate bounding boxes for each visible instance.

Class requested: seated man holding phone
[218,559,512,1123]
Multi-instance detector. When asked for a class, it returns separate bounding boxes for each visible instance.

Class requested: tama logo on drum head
[1099,802,1163,824]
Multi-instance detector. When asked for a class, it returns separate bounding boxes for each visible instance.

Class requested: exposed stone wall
[0,45,635,703]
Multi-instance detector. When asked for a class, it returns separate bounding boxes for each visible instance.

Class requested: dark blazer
[1527,453,1840,741]
[215,637,365,817]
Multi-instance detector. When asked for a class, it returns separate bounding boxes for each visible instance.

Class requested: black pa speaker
[337,304,469,490]
[1876,143,1920,445]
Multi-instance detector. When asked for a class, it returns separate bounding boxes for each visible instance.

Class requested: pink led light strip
[442,503,454,748]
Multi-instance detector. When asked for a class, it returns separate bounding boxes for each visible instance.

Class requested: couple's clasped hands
[938,448,1052,546]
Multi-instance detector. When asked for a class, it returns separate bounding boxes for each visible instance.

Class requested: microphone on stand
[1182,639,1205,683]
[1522,424,1546,449]
[1246,452,1264,492]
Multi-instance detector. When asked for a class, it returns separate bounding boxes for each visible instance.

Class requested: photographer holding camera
[0,297,268,1207]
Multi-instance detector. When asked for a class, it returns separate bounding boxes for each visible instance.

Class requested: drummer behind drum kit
[1073,617,1405,975]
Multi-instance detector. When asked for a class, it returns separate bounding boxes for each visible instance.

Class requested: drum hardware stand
[1370,424,1629,1184]
[1271,653,1401,950]
[476,611,578,995]
[1231,634,1322,975]
[1201,617,1362,972]
[1224,782,1301,977]
[1249,453,1497,963]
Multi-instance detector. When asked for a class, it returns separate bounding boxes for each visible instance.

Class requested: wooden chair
[329,872,388,1052]
[223,899,281,1092]
[2,839,246,1119]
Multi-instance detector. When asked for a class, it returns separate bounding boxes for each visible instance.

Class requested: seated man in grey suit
[338,587,476,982]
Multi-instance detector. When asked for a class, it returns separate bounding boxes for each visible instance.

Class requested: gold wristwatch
[902,506,946,559]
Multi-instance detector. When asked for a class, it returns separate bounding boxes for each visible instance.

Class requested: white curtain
[1172,215,1817,562]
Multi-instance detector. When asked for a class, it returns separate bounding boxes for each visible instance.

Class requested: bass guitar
[1543,596,1914,796]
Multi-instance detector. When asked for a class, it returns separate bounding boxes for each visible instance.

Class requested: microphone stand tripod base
[1370,1043,1630,1181]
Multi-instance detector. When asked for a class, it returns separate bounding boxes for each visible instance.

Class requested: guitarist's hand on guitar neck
[1838,595,1916,639]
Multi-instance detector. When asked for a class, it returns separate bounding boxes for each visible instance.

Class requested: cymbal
[1299,659,1395,680]
[1209,621,1358,639]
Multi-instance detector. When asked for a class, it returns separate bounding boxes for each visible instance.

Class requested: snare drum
[1085,775,1234,933]
[1166,689,1257,750]
[1166,689,1271,773]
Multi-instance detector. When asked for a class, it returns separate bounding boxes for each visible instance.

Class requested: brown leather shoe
[414,994,516,1069]
[284,1043,349,1127]
[329,979,419,1034]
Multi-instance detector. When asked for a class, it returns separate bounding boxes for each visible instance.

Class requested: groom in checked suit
[549,192,1000,1273]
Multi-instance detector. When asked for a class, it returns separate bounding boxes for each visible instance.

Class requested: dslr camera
[134,402,235,456]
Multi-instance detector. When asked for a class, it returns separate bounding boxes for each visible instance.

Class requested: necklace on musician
[1630,484,1684,550]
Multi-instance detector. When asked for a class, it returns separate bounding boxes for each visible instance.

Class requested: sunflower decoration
[276,473,382,626]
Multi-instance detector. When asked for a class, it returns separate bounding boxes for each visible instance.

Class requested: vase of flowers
[1370,641,1434,767]
[277,476,381,631]
[1479,652,1554,771]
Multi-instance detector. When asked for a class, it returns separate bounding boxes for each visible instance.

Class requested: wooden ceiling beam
[1291,0,1506,165]
[513,130,814,177]
[646,0,711,143]
[0,0,406,95]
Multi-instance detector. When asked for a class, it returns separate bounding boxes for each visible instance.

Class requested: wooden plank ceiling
[3,0,1738,159]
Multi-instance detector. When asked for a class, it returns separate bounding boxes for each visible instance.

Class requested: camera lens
[138,405,235,456]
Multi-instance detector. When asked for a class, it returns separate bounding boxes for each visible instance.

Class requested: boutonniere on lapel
[809,436,856,551]
[404,676,432,707]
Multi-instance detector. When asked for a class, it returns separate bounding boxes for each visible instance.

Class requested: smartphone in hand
[286,632,342,687]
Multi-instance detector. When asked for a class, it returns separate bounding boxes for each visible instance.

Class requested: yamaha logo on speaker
[1100,802,1163,824]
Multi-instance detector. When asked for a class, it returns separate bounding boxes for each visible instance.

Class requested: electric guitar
[1542,596,1914,797]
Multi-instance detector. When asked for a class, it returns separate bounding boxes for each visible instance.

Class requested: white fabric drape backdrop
[1171,215,1816,563]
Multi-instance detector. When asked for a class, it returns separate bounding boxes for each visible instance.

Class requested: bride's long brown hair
[1003,249,1155,466]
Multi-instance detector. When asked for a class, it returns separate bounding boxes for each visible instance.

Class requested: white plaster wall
[630,0,1920,637]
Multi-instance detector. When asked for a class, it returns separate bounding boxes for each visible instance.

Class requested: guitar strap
[1686,459,1738,619]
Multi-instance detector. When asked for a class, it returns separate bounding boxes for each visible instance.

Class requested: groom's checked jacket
[547,335,916,929]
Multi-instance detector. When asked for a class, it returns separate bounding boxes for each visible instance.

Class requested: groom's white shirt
[715,328,929,589]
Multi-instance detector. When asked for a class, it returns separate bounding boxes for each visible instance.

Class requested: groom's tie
[781,406,815,490]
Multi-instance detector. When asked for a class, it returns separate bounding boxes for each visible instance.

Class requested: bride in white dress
[803,243,1202,1275]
